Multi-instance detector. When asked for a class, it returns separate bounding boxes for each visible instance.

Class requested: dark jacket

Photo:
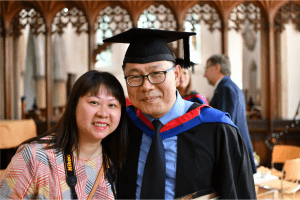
[210,76,256,173]
[117,103,256,199]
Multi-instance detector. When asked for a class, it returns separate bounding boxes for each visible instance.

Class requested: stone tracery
[184,3,221,32]
[52,7,88,35]
[274,2,300,32]
[228,3,262,32]
[10,8,45,36]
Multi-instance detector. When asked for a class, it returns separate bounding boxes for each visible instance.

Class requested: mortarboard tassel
[183,37,190,69]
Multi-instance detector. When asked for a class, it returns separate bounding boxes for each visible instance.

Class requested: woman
[0,70,127,199]
[177,67,196,97]
[176,58,209,105]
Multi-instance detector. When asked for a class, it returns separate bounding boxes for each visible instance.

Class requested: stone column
[35,34,46,109]
[35,76,46,109]
[4,22,13,119]
[0,34,4,120]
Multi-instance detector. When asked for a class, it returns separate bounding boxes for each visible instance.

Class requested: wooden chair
[0,119,37,179]
[271,145,300,170]
[259,158,300,200]
[256,186,279,200]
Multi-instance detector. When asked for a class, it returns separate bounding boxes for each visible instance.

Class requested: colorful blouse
[0,136,114,199]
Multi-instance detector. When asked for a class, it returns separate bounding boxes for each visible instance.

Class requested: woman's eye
[109,104,117,108]
[90,101,98,105]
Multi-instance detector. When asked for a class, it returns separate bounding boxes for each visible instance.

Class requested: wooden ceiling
[1,0,297,30]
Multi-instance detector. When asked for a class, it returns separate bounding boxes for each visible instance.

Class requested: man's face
[204,60,217,86]
[124,60,181,119]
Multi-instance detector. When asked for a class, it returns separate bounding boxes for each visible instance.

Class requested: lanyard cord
[63,151,78,200]
[63,149,117,199]
[104,154,117,199]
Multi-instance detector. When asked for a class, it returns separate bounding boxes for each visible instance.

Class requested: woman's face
[179,68,190,90]
[76,86,122,144]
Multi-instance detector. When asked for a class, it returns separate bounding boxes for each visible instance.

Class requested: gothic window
[95,4,133,45]
[8,8,46,118]
[227,3,263,92]
[228,3,262,32]
[184,3,221,32]
[274,2,300,32]
[95,5,133,69]
[51,7,88,115]
[275,2,300,120]
[95,45,112,69]
[184,3,221,64]
[10,8,45,36]
[138,4,177,31]
[137,3,177,51]
[52,7,88,35]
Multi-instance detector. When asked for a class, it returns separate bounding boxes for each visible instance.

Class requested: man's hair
[207,54,231,76]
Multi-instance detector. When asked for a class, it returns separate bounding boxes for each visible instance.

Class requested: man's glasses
[205,64,215,72]
[125,66,175,87]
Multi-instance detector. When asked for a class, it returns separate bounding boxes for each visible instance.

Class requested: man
[104,28,256,199]
[204,54,257,174]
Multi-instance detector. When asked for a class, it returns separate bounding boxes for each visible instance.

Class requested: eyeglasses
[124,66,175,87]
[205,64,215,72]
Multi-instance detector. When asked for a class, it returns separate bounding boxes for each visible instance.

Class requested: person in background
[204,54,257,173]
[0,70,128,199]
[176,58,209,105]
[104,28,256,199]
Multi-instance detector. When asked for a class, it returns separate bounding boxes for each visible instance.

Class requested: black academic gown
[117,103,256,199]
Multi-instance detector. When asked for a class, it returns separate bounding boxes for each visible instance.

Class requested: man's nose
[140,77,155,91]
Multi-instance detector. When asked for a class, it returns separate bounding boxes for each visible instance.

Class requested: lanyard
[63,150,116,199]
[63,151,78,200]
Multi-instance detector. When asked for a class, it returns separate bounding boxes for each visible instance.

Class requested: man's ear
[174,64,181,87]
[215,63,221,72]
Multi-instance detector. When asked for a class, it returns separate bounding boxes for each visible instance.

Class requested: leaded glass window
[137,4,177,51]
[95,5,133,70]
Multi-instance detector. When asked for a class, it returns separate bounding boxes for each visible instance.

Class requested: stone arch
[93,4,133,65]
[227,2,264,33]
[94,4,133,45]
[52,6,89,35]
[183,2,222,32]
[137,3,177,31]
[273,2,300,33]
[137,3,178,54]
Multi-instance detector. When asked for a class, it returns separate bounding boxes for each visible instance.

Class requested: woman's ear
[174,64,181,87]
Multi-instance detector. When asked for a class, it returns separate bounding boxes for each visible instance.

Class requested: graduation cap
[175,58,197,73]
[103,28,196,68]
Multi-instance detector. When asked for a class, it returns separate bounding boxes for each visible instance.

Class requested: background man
[105,28,256,199]
[204,54,257,173]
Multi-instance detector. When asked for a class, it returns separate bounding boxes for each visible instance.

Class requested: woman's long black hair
[22,70,128,173]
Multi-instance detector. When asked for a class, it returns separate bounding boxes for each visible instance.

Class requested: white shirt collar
[214,76,224,91]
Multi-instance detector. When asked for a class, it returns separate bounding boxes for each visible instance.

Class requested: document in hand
[176,188,219,200]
